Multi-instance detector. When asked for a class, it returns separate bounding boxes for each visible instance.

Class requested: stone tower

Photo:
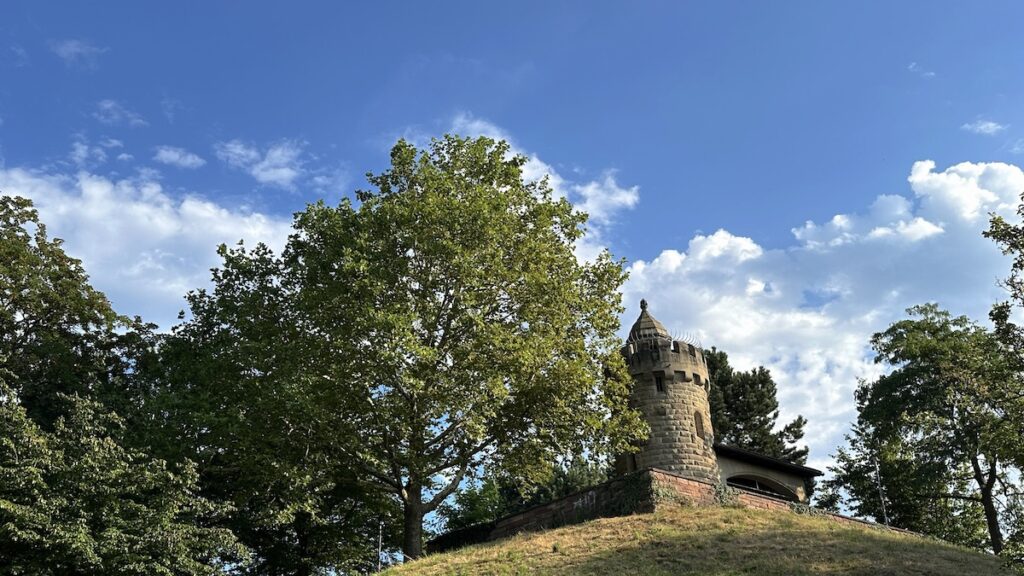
[619,299,719,483]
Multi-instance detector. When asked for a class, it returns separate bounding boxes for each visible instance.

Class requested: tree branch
[425,460,470,511]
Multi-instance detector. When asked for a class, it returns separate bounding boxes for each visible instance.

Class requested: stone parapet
[427,468,912,554]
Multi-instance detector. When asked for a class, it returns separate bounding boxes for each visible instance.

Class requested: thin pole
[873,456,890,526]
[377,519,384,572]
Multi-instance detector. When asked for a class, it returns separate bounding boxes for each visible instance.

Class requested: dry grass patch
[386,505,1009,576]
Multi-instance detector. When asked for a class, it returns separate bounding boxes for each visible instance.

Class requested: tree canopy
[822,304,1021,557]
[149,135,644,561]
[0,195,244,575]
[705,347,808,465]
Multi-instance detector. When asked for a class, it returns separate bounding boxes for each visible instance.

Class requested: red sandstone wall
[428,467,909,553]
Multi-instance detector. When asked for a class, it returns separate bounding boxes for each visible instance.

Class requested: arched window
[726,475,800,502]
[694,411,705,439]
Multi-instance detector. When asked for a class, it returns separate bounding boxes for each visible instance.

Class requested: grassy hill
[386,505,1008,576]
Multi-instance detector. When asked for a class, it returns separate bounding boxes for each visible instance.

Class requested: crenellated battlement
[623,338,708,373]
[617,300,719,484]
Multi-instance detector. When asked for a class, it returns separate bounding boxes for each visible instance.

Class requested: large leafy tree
[320,136,641,558]
[0,378,244,575]
[0,195,153,428]
[824,305,1021,556]
[0,195,244,574]
[155,135,642,561]
[818,422,989,549]
[705,347,808,464]
[146,241,399,575]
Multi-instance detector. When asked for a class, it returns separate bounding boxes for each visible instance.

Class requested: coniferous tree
[706,347,808,464]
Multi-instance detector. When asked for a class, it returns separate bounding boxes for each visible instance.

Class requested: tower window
[654,374,665,393]
[695,411,705,439]
[693,373,702,385]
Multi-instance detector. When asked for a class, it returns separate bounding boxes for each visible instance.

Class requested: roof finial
[640,298,648,311]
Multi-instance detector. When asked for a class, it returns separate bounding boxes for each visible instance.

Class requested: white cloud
[623,160,1021,473]
[909,159,1022,222]
[791,191,948,248]
[0,167,292,329]
[69,135,108,168]
[573,172,639,225]
[688,229,763,264]
[214,139,305,189]
[153,146,206,169]
[907,62,936,78]
[449,113,639,260]
[93,99,147,127]
[961,119,1007,135]
[49,39,107,69]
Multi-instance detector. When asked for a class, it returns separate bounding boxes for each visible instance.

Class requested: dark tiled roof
[713,443,822,478]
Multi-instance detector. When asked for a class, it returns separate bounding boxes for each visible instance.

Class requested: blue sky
[4,2,1024,471]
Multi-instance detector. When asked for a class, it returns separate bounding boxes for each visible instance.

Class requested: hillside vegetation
[386,505,1008,576]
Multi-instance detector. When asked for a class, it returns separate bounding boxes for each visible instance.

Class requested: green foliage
[824,304,1021,556]
[0,379,245,575]
[821,423,989,549]
[148,135,643,561]
[336,136,641,557]
[0,195,246,575]
[0,195,155,428]
[438,456,611,531]
[146,240,400,574]
[705,347,808,465]
[713,482,741,507]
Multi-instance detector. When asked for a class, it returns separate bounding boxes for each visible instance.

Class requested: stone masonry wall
[626,339,719,484]
[428,467,912,553]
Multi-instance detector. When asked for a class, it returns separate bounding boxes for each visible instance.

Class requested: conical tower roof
[628,299,671,341]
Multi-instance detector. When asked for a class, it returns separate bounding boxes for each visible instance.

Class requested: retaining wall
[428,467,908,553]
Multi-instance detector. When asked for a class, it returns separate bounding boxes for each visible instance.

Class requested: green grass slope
[387,505,1008,576]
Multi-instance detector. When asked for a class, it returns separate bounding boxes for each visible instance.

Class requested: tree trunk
[980,488,1003,555]
[295,511,312,576]
[402,482,424,561]
[972,455,1004,555]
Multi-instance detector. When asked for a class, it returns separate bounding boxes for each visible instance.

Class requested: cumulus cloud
[214,139,305,189]
[961,119,1007,135]
[153,145,206,169]
[623,160,1023,472]
[0,167,293,329]
[49,39,107,69]
[449,113,639,259]
[93,99,147,127]
[574,172,639,225]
